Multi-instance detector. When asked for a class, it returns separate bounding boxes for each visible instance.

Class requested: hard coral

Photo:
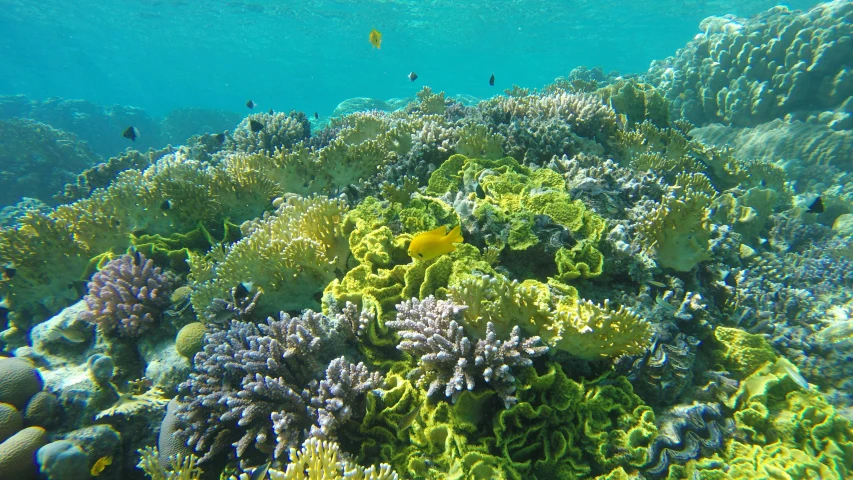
[79,252,174,338]
[387,296,547,407]
[176,308,379,461]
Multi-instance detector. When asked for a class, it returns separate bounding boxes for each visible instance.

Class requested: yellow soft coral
[636,173,716,271]
[192,195,349,316]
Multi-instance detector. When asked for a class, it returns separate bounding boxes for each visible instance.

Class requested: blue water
[0,0,819,117]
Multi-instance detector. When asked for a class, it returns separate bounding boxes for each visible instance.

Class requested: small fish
[489,73,495,86]
[646,280,666,288]
[57,327,88,343]
[246,100,255,109]
[214,132,226,143]
[0,297,9,309]
[268,108,274,115]
[408,225,464,262]
[160,199,172,211]
[408,71,418,82]
[369,29,382,49]
[807,196,824,214]
[131,249,143,266]
[91,456,112,476]
[314,112,319,120]
[2,265,15,281]
[249,120,264,132]
[122,126,138,141]
[398,401,421,432]
[249,461,272,480]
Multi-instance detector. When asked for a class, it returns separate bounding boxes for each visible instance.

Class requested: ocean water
[1,1,853,479]
[0,0,818,116]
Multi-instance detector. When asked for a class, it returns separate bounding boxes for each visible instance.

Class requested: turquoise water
[2,1,853,479]
[0,0,818,116]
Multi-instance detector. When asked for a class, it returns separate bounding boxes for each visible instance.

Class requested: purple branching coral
[176,307,382,462]
[78,252,173,337]
[387,296,548,408]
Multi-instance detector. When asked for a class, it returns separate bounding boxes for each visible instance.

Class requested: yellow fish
[408,225,463,262]
[369,29,382,49]
[91,456,112,476]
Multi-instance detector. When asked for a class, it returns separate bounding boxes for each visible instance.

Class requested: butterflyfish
[408,225,463,262]
[489,73,495,86]
[246,100,255,109]
[369,29,382,49]
[91,456,112,476]
[249,120,264,132]
[408,71,418,82]
[808,196,824,214]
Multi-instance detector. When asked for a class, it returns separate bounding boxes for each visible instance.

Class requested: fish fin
[423,225,447,237]
[446,225,463,244]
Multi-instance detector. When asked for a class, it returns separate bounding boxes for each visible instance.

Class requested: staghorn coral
[387,296,547,407]
[78,252,174,338]
[176,308,380,461]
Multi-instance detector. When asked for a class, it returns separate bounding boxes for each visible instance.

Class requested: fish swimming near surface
[489,73,495,86]
[91,456,112,476]
[249,120,264,132]
[122,126,138,141]
[369,29,382,49]
[807,196,824,214]
[246,100,255,109]
[408,225,464,261]
[408,71,418,82]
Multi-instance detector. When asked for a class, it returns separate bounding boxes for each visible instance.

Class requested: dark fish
[807,196,824,214]
[246,100,255,109]
[408,71,418,82]
[268,109,274,115]
[249,120,264,132]
[132,249,142,266]
[214,133,226,144]
[122,126,138,141]
[249,461,271,480]
[398,401,421,432]
[489,73,495,86]
[314,112,319,120]
[160,200,172,211]
[2,266,15,280]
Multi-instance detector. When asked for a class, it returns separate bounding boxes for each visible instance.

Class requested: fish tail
[446,225,463,244]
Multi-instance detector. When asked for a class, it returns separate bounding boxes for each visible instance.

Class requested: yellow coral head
[408,225,463,262]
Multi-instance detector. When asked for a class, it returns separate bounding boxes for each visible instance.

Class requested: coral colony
[1,1,853,479]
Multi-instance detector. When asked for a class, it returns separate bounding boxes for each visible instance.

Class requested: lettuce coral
[491,363,657,479]
[449,273,652,361]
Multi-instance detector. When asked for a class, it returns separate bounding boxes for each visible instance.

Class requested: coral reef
[78,253,174,338]
[646,1,853,129]
[387,296,547,407]
[175,308,379,461]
